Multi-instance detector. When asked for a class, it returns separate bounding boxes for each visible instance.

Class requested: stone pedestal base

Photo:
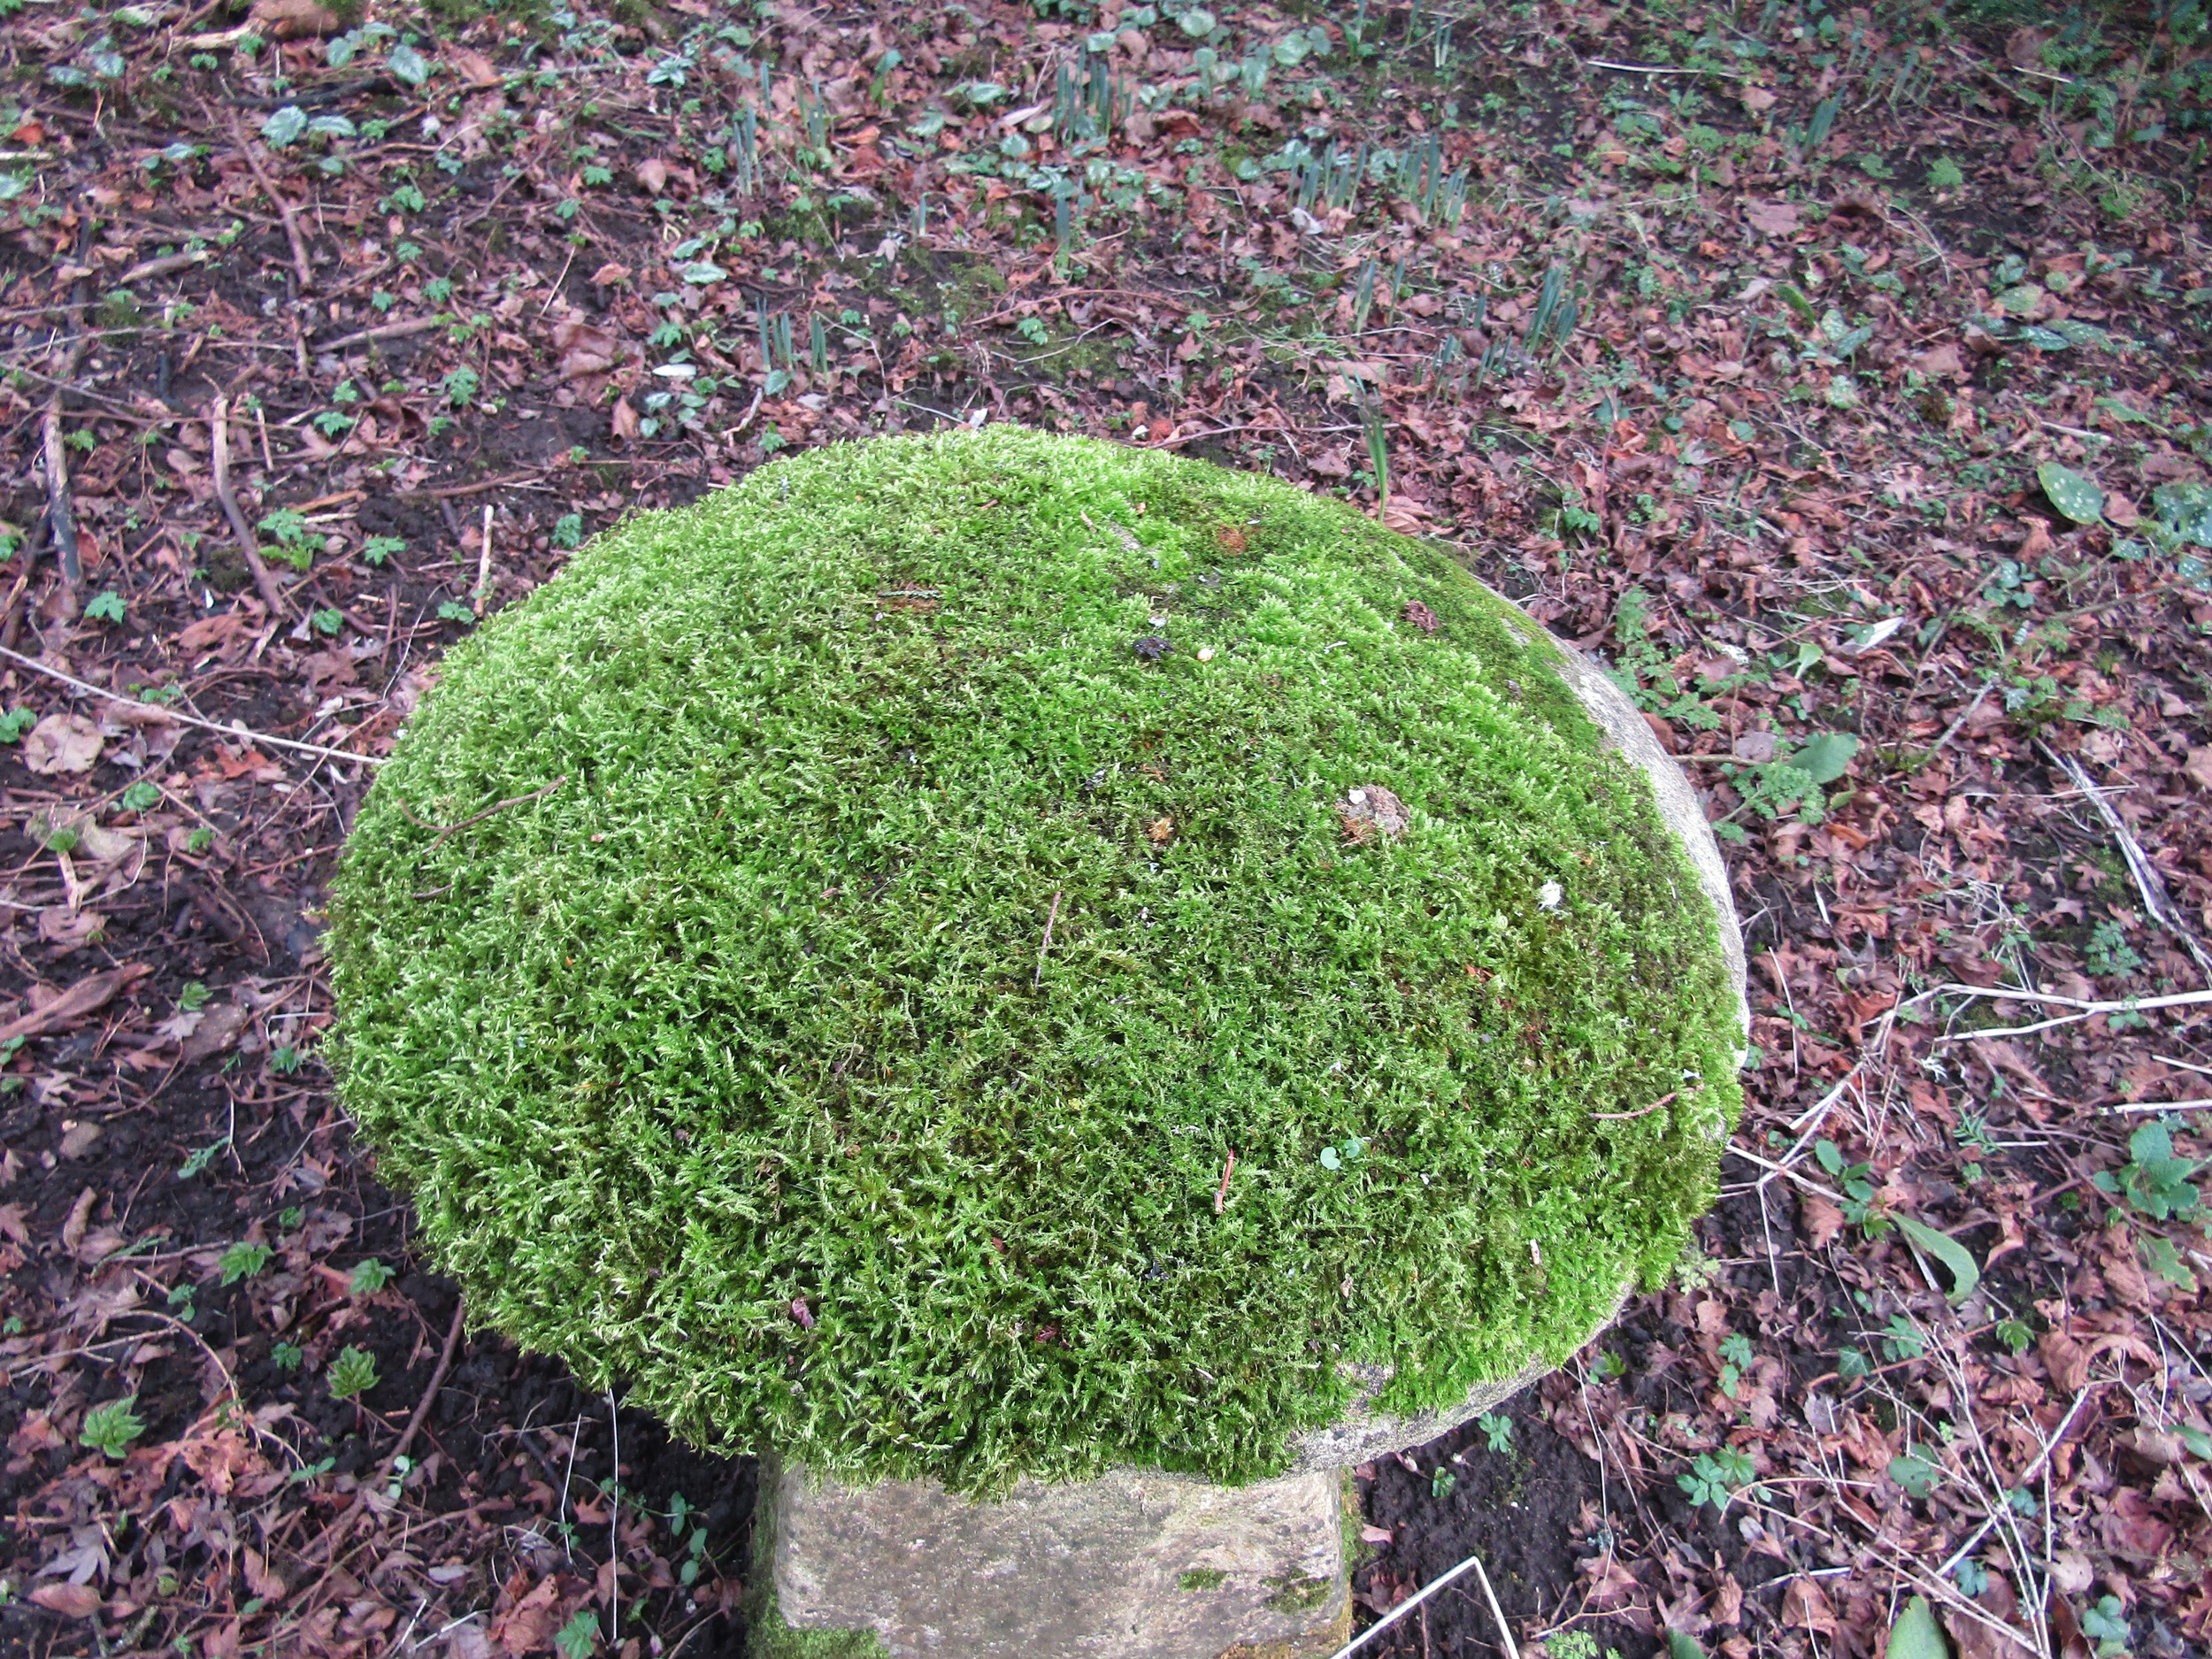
[764,1461,1350,1659]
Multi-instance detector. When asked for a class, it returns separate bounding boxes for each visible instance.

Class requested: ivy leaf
[260,104,307,148]
[1792,732,1859,785]
[1893,1213,1980,1304]
[388,42,431,87]
[1888,1451,1941,1498]
[1888,1596,1951,1659]
[2037,461,2104,526]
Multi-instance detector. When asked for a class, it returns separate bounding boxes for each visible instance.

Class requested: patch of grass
[331,427,1741,1494]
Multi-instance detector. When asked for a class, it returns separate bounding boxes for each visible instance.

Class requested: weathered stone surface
[772,1462,1349,1659]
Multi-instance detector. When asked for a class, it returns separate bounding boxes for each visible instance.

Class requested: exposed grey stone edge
[1280,633,1750,1473]
[1547,637,1753,1038]
[772,1459,1348,1658]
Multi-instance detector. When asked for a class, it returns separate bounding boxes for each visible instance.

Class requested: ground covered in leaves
[0,0,2208,1655]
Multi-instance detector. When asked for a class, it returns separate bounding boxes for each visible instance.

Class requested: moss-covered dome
[330,427,1740,1493]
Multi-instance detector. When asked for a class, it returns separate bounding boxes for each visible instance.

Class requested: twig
[38,275,91,615]
[399,776,567,845]
[208,395,290,616]
[118,249,210,285]
[1033,889,1063,987]
[1322,1546,1497,1659]
[1471,1553,1522,1659]
[2044,741,2212,980]
[608,1388,622,1650]
[315,316,444,352]
[393,470,545,503]
[0,643,386,766]
[1215,1149,1236,1215]
[1939,987,2212,1041]
[1934,1384,2097,1578]
[1724,1143,1847,1203]
[1916,681,1993,764]
[380,1297,465,1478]
[1594,1089,1678,1121]
[226,107,314,292]
[473,503,495,616]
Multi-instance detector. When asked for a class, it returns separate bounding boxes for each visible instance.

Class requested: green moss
[1179,1568,1230,1591]
[330,427,1739,1496]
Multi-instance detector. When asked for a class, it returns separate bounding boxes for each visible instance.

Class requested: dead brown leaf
[22,713,104,775]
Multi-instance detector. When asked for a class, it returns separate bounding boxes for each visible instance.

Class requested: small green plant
[272,1340,304,1371]
[442,366,480,408]
[1677,1447,1762,1510]
[1317,1134,1365,1171]
[363,535,406,566]
[1717,1332,1754,1398]
[554,1609,601,1659]
[349,1258,394,1295]
[437,601,476,624]
[1430,1464,1456,1498]
[120,780,162,812]
[2084,918,2144,980]
[552,513,585,549]
[1015,315,1050,346]
[83,590,126,624]
[186,827,215,855]
[1994,1318,2032,1355]
[79,1395,146,1458]
[327,1345,380,1400]
[0,708,34,743]
[1814,1139,1881,1228]
[1888,1449,1941,1498]
[180,980,212,1011]
[2095,1122,2202,1221]
[311,608,345,637]
[178,1139,225,1179]
[1926,156,1964,190]
[1478,1411,1512,1453]
[2081,1595,2130,1657]
[219,1241,273,1286]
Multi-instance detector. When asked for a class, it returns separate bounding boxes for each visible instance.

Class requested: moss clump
[330,427,1739,1494]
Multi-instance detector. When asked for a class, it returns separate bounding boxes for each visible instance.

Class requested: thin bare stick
[209,396,290,616]
[2098,1099,2212,1116]
[2045,741,2212,979]
[1034,889,1063,987]
[1594,1089,1678,1121]
[1724,1143,1846,1203]
[227,107,314,292]
[0,643,385,766]
[1321,1546,1495,1659]
[1215,1149,1236,1215]
[473,503,495,616]
[1940,988,2212,1041]
[398,776,567,844]
[316,316,443,352]
[39,277,91,613]
[1471,1553,1522,1659]
[1934,1384,2098,1579]
[380,1297,465,1478]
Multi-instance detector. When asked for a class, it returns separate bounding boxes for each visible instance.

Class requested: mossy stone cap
[330,426,1741,1494]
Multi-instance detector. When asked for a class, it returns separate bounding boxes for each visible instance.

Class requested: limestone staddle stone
[769,616,1747,1659]
[771,1463,1350,1659]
